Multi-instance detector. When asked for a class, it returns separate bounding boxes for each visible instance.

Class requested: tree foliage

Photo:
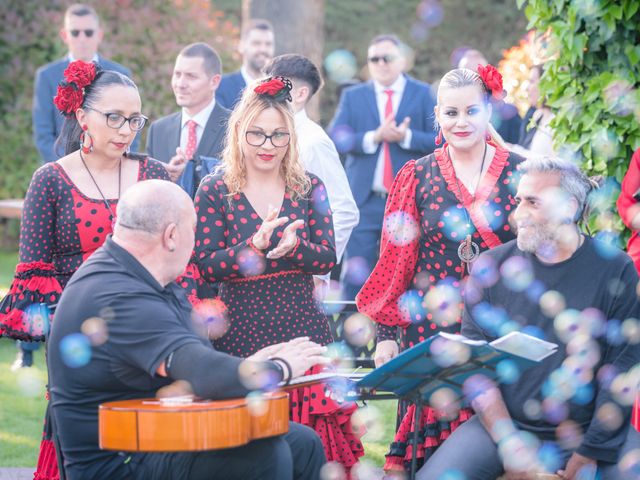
[518,0,640,181]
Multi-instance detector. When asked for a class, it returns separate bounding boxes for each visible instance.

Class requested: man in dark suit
[329,34,437,300]
[32,3,135,164]
[216,19,275,110]
[146,43,230,199]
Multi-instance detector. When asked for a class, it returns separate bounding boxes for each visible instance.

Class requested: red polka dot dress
[193,172,364,469]
[356,143,522,472]
[0,158,169,480]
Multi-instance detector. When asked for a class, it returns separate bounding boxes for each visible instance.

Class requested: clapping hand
[252,205,290,250]
[374,115,411,144]
[266,219,304,259]
[165,147,188,182]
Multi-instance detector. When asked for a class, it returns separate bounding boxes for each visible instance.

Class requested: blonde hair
[220,79,310,200]
[436,68,507,149]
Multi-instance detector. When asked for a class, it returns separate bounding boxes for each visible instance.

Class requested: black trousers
[131,422,326,480]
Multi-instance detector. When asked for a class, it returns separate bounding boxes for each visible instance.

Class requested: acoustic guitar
[99,391,289,452]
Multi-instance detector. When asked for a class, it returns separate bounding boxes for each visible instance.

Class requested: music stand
[356,332,557,480]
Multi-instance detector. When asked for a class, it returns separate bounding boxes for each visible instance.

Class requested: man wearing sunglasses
[33,3,136,164]
[329,34,437,300]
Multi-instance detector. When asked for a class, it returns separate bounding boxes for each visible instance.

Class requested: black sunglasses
[368,55,397,64]
[70,29,95,38]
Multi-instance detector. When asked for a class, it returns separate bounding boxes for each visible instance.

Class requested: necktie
[383,89,394,191]
[184,120,198,160]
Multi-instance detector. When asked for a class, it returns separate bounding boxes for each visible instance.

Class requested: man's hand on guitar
[252,337,329,379]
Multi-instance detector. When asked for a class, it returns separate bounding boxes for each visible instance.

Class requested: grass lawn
[0,247,397,469]
[0,337,47,468]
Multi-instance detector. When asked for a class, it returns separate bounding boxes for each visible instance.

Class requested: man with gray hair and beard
[417,157,640,479]
[47,180,327,479]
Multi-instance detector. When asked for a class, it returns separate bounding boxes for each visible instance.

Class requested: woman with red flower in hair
[191,76,363,471]
[0,60,169,479]
[356,66,524,474]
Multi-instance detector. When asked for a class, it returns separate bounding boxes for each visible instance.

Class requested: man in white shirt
[147,43,230,198]
[217,19,275,110]
[329,34,436,299]
[263,54,359,295]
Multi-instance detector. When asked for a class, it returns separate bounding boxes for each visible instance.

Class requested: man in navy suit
[146,43,230,199]
[329,34,436,300]
[216,19,275,110]
[32,4,135,164]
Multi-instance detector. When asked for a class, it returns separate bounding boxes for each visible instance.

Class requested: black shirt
[48,237,248,479]
[462,236,640,463]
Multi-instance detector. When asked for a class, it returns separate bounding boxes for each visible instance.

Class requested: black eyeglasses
[85,107,147,131]
[245,130,290,148]
[70,29,95,38]
[368,55,398,64]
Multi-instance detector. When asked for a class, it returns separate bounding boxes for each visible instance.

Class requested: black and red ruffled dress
[0,158,169,480]
[193,172,364,469]
[357,144,522,472]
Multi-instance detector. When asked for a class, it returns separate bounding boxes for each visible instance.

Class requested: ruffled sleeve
[0,262,60,341]
[617,149,640,272]
[1,166,62,341]
[356,160,420,329]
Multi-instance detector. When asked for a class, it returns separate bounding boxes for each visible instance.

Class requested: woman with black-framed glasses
[0,60,169,480]
[189,77,364,470]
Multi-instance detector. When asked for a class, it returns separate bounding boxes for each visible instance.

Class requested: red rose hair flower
[477,64,505,100]
[53,84,84,115]
[63,61,96,89]
[254,76,293,102]
[53,60,99,115]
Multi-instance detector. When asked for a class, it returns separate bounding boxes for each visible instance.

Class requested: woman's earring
[435,128,443,146]
[80,130,94,154]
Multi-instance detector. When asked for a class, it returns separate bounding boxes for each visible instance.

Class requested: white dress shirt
[362,75,413,192]
[295,109,360,266]
[179,97,217,153]
[240,66,256,87]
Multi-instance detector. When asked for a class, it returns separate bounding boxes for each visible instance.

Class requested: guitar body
[99,391,289,452]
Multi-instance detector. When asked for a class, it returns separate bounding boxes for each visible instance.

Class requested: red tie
[383,89,394,191]
[184,120,198,160]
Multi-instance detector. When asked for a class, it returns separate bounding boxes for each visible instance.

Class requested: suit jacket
[215,71,246,110]
[32,56,134,163]
[329,75,436,206]
[146,102,230,198]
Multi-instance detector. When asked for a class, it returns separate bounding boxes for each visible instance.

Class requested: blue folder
[357,331,558,401]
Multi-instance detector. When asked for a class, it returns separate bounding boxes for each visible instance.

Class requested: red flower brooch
[53,60,98,115]
[254,76,293,102]
[477,64,505,100]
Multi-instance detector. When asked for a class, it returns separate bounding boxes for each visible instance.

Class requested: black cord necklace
[79,150,121,229]
[447,141,488,274]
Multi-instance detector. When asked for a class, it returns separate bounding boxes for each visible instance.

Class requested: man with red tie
[329,34,437,300]
[146,43,230,198]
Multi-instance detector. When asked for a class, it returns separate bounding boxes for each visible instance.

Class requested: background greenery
[0,0,526,202]
[519,0,640,236]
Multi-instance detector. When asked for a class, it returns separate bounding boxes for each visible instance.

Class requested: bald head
[116,180,192,235]
[113,180,196,286]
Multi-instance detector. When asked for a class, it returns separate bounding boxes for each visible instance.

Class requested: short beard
[516,222,557,256]
[248,56,268,73]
